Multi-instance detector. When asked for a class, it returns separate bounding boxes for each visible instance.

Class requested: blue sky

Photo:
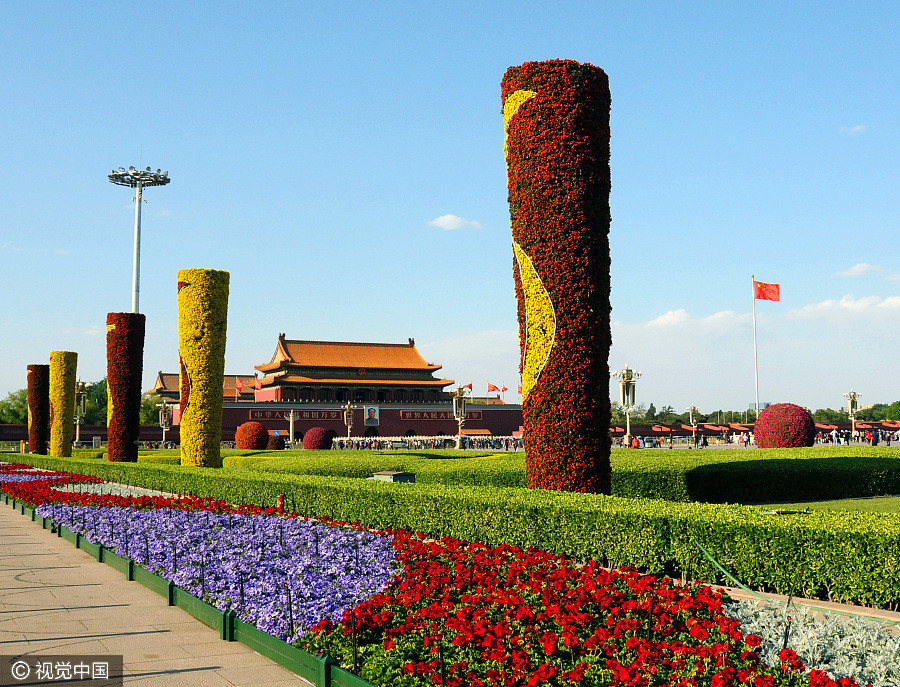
[2,1,899,413]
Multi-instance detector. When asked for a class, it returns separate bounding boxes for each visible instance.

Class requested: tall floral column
[27,364,50,454]
[48,351,77,458]
[503,60,612,493]
[177,268,229,467]
[106,312,146,462]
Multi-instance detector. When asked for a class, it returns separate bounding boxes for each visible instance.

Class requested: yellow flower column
[48,351,77,457]
[177,268,229,467]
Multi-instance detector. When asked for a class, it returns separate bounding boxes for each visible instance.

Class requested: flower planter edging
[0,496,375,687]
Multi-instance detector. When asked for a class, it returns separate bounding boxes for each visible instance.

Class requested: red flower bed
[106,312,146,462]
[755,403,816,448]
[235,421,269,449]
[503,60,613,493]
[26,364,50,454]
[301,532,839,687]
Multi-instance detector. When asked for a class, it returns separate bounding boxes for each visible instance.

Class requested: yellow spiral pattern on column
[513,242,556,400]
[503,89,535,158]
[505,87,556,400]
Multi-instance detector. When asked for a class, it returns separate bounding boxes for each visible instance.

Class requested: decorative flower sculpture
[177,268,230,467]
[503,59,612,492]
[26,364,50,454]
[106,312,145,462]
[235,421,269,449]
[48,351,77,457]
[755,403,816,448]
[303,427,331,450]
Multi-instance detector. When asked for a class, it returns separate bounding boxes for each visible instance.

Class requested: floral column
[106,312,146,462]
[26,364,50,454]
[177,268,229,467]
[48,351,78,458]
[502,60,612,493]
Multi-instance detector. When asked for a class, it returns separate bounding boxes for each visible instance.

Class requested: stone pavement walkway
[0,503,313,686]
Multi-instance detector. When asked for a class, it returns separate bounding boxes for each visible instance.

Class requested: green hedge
[15,454,900,609]
[222,446,900,504]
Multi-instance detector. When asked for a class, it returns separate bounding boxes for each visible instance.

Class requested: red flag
[463,382,473,391]
[487,383,500,393]
[223,377,228,390]
[517,382,522,394]
[235,377,244,393]
[502,385,508,392]
[254,377,262,391]
[754,281,780,301]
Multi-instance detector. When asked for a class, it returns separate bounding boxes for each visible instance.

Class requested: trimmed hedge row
[15,454,900,609]
[223,447,900,504]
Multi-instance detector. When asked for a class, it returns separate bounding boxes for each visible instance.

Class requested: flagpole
[752,275,759,421]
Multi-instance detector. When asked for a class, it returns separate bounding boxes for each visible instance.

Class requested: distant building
[146,371,257,402]
[253,334,454,404]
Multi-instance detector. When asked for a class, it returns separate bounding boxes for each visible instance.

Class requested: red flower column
[106,312,146,462]
[27,364,50,454]
[503,60,612,493]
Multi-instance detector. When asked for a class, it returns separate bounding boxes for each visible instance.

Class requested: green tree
[0,389,27,424]
[610,402,625,424]
[657,405,675,423]
[82,378,108,425]
[645,403,657,422]
[812,407,844,423]
[140,394,167,425]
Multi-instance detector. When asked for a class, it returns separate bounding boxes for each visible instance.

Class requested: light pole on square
[108,166,171,313]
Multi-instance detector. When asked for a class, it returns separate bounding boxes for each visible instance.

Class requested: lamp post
[108,166,170,313]
[285,409,299,446]
[844,389,861,439]
[612,364,642,446]
[74,380,86,446]
[452,386,469,449]
[156,398,171,446]
[343,401,356,439]
[687,404,700,447]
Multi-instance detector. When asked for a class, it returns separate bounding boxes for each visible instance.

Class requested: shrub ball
[267,434,286,450]
[754,403,815,448]
[303,426,332,450]
[235,421,269,449]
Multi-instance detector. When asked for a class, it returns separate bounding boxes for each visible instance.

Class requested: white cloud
[427,214,482,231]
[641,308,749,332]
[788,294,900,321]
[833,263,882,278]
[840,125,867,135]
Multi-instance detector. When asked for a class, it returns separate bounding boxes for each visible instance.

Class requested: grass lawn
[751,494,900,513]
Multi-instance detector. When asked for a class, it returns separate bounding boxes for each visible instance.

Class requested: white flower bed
[725,599,900,686]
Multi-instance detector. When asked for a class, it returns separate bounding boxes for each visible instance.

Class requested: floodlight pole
[131,182,143,313]
[109,167,170,313]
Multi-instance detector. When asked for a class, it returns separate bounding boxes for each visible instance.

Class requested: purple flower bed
[36,504,399,643]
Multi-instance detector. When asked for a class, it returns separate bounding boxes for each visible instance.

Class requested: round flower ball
[235,421,269,449]
[303,426,331,450]
[754,403,815,448]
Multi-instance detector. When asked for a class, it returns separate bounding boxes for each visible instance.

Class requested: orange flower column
[106,312,146,462]
[503,60,612,493]
[48,351,78,458]
[177,268,230,467]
